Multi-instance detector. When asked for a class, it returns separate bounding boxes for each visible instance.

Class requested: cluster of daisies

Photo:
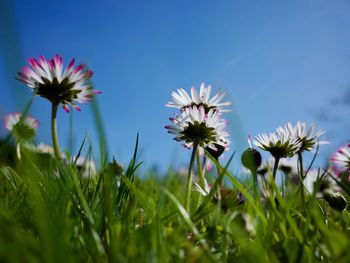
[165,83,231,158]
[251,121,350,199]
[2,54,350,187]
[250,121,330,183]
[253,121,328,160]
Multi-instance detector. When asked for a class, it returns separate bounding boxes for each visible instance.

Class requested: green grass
[1,135,350,263]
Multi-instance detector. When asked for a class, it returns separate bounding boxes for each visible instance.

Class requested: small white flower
[166,82,231,113]
[73,156,97,177]
[4,112,39,141]
[303,168,339,194]
[278,122,328,152]
[193,178,211,196]
[165,105,230,151]
[331,143,350,174]
[254,129,301,159]
[36,143,54,155]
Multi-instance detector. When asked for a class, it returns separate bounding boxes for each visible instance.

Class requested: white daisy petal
[166,83,231,112]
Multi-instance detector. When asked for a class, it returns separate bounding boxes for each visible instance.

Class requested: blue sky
[1,0,350,171]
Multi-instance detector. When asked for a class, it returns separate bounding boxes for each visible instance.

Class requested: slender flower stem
[195,151,205,208]
[272,157,280,181]
[51,103,61,159]
[185,141,199,213]
[196,150,205,189]
[298,152,305,206]
[252,170,258,200]
[16,143,21,160]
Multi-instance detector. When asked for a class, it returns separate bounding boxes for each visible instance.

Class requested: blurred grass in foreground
[1,133,350,263]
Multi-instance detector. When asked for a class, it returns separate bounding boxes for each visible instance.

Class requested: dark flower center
[34,77,82,105]
[180,121,216,146]
[267,141,297,158]
[298,137,316,152]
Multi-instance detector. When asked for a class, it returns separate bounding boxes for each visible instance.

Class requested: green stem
[185,142,199,213]
[195,150,205,209]
[252,170,258,200]
[272,157,280,181]
[196,150,205,189]
[216,165,222,202]
[16,143,21,160]
[51,103,61,159]
[298,152,305,206]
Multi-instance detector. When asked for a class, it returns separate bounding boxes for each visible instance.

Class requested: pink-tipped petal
[68,58,75,69]
[17,71,28,80]
[73,64,85,73]
[63,105,70,113]
[23,66,32,75]
[74,105,81,111]
[248,134,252,148]
[84,70,93,79]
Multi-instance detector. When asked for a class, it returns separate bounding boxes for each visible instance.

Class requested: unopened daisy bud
[323,191,347,211]
[4,113,39,142]
[241,148,262,173]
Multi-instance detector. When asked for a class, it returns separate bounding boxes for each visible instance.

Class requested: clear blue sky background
[1,0,350,172]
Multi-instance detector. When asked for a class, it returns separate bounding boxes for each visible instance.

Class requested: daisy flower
[278,122,328,152]
[193,177,211,197]
[16,54,101,112]
[4,112,39,142]
[331,143,350,174]
[16,55,101,159]
[165,105,230,151]
[166,82,231,113]
[254,130,301,159]
[72,155,97,178]
[193,177,244,212]
[35,143,54,155]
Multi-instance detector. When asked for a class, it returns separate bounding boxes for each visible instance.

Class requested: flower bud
[205,143,226,160]
[323,191,347,211]
[241,148,262,172]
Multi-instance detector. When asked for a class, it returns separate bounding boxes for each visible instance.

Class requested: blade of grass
[162,188,216,262]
